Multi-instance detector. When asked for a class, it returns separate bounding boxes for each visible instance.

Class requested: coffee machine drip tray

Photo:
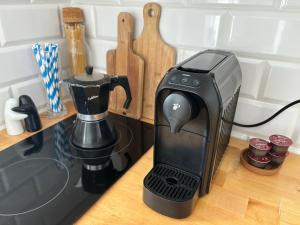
[143,164,200,219]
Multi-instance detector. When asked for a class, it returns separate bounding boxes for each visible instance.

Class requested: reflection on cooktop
[67,122,134,160]
[0,113,154,225]
[0,158,69,216]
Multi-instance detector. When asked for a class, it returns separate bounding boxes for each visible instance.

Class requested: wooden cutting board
[133,2,176,122]
[107,12,145,119]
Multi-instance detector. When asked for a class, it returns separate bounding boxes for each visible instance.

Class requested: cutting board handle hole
[122,18,125,22]
[148,9,155,17]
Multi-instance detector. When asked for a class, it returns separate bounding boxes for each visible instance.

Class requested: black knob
[85,66,94,75]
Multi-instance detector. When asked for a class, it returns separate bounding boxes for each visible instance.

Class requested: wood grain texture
[107,49,118,113]
[133,3,176,121]
[107,12,145,119]
[75,140,300,225]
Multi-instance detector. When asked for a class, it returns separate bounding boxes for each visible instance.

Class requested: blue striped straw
[46,43,62,113]
[53,44,62,112]
[45,43,57,111]
[42,44,57,111]
[32,44,52,106]
[48,43,62,112]
[32,43,63,113]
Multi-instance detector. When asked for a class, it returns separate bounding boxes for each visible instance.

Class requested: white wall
[71,0,300,153]
[0,0,299,154]
[0,0,70,130]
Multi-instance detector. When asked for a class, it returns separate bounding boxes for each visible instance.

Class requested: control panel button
[181,77,188,83]
[170,76,177,82]
[192,80,200,87]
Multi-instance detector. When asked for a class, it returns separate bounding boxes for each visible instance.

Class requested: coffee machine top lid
[179,52,226,73]
[69,66,110,87]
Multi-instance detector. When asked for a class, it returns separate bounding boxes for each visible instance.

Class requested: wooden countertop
[1,102,299,225]
[74,141,300,225]
[0,101,76,151]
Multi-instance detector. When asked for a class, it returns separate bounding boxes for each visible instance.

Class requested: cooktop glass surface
[0,114,154,225]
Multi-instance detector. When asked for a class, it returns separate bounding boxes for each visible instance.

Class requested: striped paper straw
[49,43,62,112]
[32,43,63,113]
[45,43,60,112]
[40,44,56,111]
[32,44,52,106]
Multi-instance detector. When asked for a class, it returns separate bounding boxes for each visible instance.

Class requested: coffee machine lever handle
[110,76,132,109]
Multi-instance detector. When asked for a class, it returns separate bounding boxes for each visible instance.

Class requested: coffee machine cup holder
[143,163,201,218]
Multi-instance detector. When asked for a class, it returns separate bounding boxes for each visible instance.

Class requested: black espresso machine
[143,50,242,218]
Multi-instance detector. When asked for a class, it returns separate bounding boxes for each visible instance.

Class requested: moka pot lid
[68,66,110,87]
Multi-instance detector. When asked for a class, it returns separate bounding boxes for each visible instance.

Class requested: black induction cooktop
[0,114,154,225]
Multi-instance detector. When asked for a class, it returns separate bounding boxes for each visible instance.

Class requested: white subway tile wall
[122,0,185,6]
[263,61,300,103]
[0,45,39,83]
[0,0,300,154]
[160,9,225,48]
[0,87,11,124]
[280,0,300,10]
[225,12,300,58]
[238,58,267,99]
[0,0,30,4]
[191,0,274,6]
[0,5,61,46]
[233,97,298,138]
[11,78,47,108]
[0,1,71,131]
[87,39,116,69]
[32,0,70,3]
[95,6,143,39]
[77,5,96,38]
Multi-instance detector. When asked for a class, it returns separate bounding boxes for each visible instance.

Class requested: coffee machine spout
[170,123,180,134]
[169,124,179,134]
[163,91,197,134]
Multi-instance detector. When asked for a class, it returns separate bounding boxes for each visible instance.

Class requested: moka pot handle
[110,76,132,109]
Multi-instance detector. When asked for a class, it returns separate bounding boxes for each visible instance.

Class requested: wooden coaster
[240,149,281,176]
